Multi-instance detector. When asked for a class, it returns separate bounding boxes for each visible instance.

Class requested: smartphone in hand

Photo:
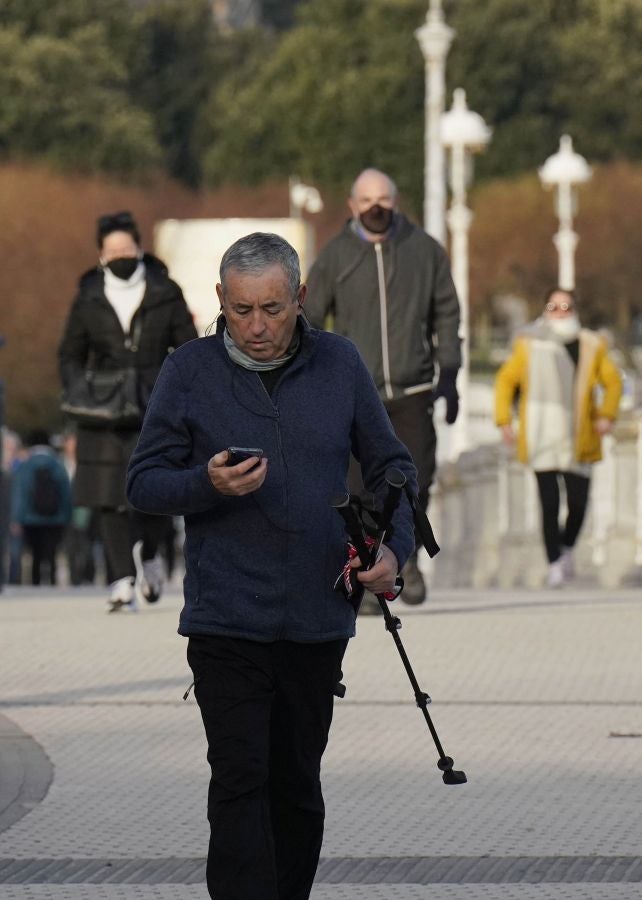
[226,446,264,468]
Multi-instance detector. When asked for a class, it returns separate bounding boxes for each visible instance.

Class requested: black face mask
[106,257,139,280]
[359,204,394,234]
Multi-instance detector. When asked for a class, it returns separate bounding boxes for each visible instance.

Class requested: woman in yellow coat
[495,288,622,587]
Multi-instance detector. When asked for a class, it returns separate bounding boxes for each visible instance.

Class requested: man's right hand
[207,450,267,496]
[500,424,515,446]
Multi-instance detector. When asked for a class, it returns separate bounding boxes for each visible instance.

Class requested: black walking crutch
[332,467,467,785]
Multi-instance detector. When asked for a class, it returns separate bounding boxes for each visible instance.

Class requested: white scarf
[525,319,581,472]
[104,262,146,334]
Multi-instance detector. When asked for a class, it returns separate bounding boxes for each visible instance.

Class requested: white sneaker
[546,558,565,589]
[107,576,137,613]
[560,547,575,581]
[133,540,164,605]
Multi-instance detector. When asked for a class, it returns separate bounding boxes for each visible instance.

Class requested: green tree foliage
[0,0,133,45]
[130,0,221,186]
[262,0,305,30]
[2,0,642,191]
[553,0,642,162]
[206,0,571,192]
[0,24,161,176]
[203,0,642,199]
[202,0,427,205]
[445,0,563,180]
[447,0,642,178]
[0,0,221,184]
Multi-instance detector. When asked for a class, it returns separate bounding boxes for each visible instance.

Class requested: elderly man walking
[127,232,416,900]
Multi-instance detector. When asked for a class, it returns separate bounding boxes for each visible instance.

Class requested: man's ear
[296,283,307,311]
[215,283,224,307]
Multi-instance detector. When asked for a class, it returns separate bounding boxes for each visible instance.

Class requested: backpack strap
[404,486,440,558]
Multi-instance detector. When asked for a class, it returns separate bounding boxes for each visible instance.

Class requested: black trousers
[64,523,96,586]
[384,392,436,499]
[187,635,346,900]
[22,525,64,585]
[99,508,169,582]
[535,470,591,563]
[349,391,435,555]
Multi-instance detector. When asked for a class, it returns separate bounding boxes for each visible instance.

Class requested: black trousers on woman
[534,470,591,563]
[99,508,169,582]
[187,634,346,900]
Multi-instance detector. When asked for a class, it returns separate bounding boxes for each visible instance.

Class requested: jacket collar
[342,211,413,245]
[80,254,174,311]
[214,314,317,365]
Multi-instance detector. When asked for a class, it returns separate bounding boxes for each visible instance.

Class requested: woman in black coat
[58,211,198,611]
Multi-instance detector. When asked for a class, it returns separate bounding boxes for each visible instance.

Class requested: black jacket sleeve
[58,296,90,390]
[305,247,335,330]
[431,243,461,372]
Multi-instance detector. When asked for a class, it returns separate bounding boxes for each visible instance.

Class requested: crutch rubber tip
[437,756,468,784]
[442,767,468,785]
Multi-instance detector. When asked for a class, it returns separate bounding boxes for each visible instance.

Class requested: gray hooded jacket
[305,214,461,401]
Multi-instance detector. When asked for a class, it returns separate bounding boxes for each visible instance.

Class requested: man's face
[348,172,397,236]
[217,264,305,361]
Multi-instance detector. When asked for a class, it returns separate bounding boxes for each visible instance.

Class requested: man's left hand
[207,450,267,495]
[352,544,399,594]
[434,367,459,424]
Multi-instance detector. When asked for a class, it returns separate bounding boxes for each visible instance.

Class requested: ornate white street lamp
[415,0,454,243]
[441,88,491,455]
[538,135,591,290]
[289,176,323,218]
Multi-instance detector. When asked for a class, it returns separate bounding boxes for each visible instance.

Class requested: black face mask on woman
[359,204,394,234]
[106,257,139,280]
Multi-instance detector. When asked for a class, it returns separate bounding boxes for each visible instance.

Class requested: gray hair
[219,232,301,298]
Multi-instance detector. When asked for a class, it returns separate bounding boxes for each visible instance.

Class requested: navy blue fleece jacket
[127,320,417,642]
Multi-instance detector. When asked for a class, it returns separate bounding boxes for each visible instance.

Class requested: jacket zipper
[255,374,289,640]
[375,242,394,400]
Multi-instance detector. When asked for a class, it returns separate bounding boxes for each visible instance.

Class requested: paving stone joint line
[1,857,641,886]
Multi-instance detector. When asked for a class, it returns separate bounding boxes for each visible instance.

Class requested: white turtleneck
[104,262,146,334]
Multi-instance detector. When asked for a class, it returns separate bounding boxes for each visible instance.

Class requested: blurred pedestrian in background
[60,430,97,586]
[306,168,461,609]
[58,211,198,612]
[494,287,622,587]
[1,428,25,585]
[10,429,71,585]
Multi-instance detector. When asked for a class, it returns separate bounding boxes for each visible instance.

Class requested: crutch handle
[331,493,373,567]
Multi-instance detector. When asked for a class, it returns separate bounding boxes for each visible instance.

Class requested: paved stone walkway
[0,584,640,899]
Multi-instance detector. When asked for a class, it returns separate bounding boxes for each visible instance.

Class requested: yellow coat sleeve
[494,338,527,426]
[596,345,622,420]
